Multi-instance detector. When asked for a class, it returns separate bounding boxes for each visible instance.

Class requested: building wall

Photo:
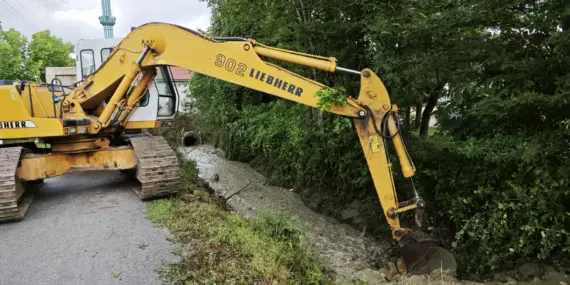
[45,67,76,85]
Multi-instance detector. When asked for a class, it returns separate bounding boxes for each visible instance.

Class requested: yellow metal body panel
[17,147,137,181]
[16,85,58,118]
[123,120,161,129]
[352,70,401,231]
[0,86,64,139]
[253,45,337,72]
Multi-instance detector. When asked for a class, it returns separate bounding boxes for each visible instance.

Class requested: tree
[366,0,486,137]
[28,30,75,82]
[0,25,74,82]
[0,25,36,80]
[412,0,570,275]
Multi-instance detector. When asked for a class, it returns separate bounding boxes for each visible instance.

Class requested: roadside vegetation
[148,120,329,285]
[148,196,328,284]
[188,0,570,280]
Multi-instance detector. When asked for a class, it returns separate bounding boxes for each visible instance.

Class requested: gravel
[0,171,178,285]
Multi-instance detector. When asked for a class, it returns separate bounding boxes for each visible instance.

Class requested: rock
[560,282,567,285]
[341,200,361,220]
[505,277,517,284]
[378,266,396,281]
[544,266,568,282]
[341,208,359,220]
[517,263,543,280]
[406,275,425,285]
[355,268,386,284]
[493,273,510,282]
[213,148,225,158]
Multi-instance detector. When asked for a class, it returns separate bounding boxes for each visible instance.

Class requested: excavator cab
[75,38,181,122]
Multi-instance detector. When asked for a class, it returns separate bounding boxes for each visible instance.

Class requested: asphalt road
[0,171,177,285]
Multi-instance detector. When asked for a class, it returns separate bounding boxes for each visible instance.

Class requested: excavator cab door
[153,66,179,119]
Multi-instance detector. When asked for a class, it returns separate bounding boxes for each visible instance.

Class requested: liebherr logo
[0,121,37,129]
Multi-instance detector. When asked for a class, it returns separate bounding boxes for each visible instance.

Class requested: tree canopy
[0,25,74,82]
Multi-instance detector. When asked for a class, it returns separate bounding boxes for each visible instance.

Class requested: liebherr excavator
[0,23,455,274]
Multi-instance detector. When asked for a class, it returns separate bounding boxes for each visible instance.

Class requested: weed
[314,87,348,111]
[176,152,199,191]
[147,191,330,284]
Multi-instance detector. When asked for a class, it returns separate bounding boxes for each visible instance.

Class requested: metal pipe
[387,114,415,178]
[135,46,150,64]
[27,83,34,117]
[98,47,149,128]
[116,69,156,125]
[254,46,337,72]
[213,37,248,41]
[336,66,361,75]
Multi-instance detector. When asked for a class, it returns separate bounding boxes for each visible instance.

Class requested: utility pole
[98,0,116,39]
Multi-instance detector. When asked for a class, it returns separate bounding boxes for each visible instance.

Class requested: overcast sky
[0,0,211,43]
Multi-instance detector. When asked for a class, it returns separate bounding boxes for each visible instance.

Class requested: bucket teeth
[0,147,35,223]
[130,136,180,200]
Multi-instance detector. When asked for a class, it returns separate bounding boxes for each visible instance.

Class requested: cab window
[80,49,95,77]
[153,67,177,116]
[101,48,112,62]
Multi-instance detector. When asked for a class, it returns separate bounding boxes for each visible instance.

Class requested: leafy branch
[314,87,348,111]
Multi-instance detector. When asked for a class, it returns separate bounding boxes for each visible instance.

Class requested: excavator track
[0,147,34,222]
[130,136,180,200]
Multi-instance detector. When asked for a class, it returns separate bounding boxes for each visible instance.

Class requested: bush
[412,134,570,277]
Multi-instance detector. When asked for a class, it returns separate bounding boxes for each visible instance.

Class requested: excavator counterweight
[0,22,455,275]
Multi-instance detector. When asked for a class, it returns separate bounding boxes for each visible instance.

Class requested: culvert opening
[183,134,199,146]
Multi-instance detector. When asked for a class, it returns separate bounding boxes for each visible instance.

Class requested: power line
[0,0,42,31]
[8,0,47,30]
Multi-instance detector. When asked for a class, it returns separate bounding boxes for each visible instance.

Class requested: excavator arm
[73,23,455,273]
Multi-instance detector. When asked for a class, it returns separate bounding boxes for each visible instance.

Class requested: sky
[0,0,211,43]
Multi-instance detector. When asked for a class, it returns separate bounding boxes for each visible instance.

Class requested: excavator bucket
[399,238,457,275]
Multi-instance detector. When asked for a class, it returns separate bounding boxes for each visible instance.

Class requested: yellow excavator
[0,22,455,274]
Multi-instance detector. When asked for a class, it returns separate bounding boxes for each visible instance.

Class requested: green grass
[148,195,329,284]
[147,151,329,285]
